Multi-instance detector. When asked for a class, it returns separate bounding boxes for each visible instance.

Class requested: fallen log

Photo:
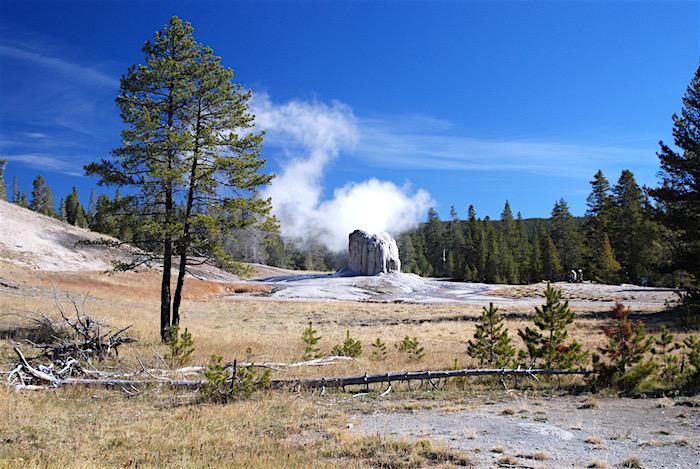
[8,346,590,391]
[270,367,592,389]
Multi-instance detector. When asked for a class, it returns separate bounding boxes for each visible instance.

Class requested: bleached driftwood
[8,347,590,392]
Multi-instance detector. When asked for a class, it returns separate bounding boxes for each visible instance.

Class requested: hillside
[0,199,140,271]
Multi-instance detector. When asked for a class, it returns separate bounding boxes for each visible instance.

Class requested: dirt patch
[350,396,700,468]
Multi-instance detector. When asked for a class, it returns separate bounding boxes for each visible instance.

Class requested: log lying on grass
[8,347,591,391]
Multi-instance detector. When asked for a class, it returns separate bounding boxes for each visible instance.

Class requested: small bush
[652,325,682,384]
[592,302,657,393]
[517,283,587,369]
[302,322,323,360]
[467,302,514,368]
[396,336,425,360]
[370,337,387,361]
[331,330,362,358]
[200,354,270,403]
[166,325,194,367]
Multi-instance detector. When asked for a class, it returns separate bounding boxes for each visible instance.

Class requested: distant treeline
[397,168,676,286]
[0,166,681,287]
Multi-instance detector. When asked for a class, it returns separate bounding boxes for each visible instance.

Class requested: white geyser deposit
[347,230,401,276]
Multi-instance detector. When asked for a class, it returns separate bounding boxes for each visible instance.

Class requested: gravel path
[351,396,700,468]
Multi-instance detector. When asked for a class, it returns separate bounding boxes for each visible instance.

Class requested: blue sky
[0,0,698,223]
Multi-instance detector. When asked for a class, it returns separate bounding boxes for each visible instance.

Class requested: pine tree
[585,170,613,237]
[467,303,515,367]
[447,205,465,279]
[29,175,55,216]
[87,188,98,224]
[0,159,7,201]
[514,212,532,283]
[550,198,584,271]
[398,233,418,274]
[518,284,586,369]
[592,233,622,284]
[593,302,656,392]
[653,325,681,383]
[610,170,661,284]
[649,65,700,288]
[90,194,119,236]
[19,192,28,208]
[12,176,20,204]
[65,186,86,226]
[59,198,67,222]
[370,337,387,361]
[331,330,362,358]
[529,229,544,282]
[540,231,563,281]
[85,17,275,340]
[424,207,446,276]
[302,322,323,360]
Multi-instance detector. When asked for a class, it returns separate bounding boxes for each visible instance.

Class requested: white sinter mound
[347,229,401,276]
[0,199,137,271]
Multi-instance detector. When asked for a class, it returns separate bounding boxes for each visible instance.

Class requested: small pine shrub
[681,335,700,391]
[201,354,271,403]
[652,325,682,384]
[302,322,323,360]
[451,358,467,388]
[467,302,515,368]
[370,337,387,361]
[166,325,194,367]
[678,287,700,330]
[593,302,657,393]
[517,283,587,369]
[331,330,362,357]
[396,336,425,360]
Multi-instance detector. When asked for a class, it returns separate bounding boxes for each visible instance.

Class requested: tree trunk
[172,104,201,327]
[160,162,174,342]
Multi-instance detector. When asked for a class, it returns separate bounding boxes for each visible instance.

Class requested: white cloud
[1,153,82,176]
[356,117,649,177]
[254,94,432,251]
[0,44,118,88]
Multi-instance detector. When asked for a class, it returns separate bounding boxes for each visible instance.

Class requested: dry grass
[0,387,343,468]
[496,455,519,465]
[514,451,548,461]
[620,457,644,468]
[323,435,474,467]
[579,396,600,409]
[0,262,692,468]
[588,460,609,469]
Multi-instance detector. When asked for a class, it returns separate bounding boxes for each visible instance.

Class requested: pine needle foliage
[302,322,323,360]
[201,354,270,403]
[331,330,362,358]
[652,325,682,383]
[396,336,425,360]
[166,325,194,367]
[681,336,700,391]
[592,302,657,392]
[467,302,515,367]
[370,337,387,361]
[518,283,587,369]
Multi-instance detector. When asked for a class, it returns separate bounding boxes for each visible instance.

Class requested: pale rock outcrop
[347,230,401,276]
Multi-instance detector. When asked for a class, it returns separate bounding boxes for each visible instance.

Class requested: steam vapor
[253,94,432,252]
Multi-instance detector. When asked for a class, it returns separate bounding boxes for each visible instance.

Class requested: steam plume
[254,94,432,251]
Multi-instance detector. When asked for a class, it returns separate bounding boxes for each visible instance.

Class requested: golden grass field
[0,261,695,468]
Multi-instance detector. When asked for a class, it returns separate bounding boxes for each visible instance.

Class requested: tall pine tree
[650,65,700,287]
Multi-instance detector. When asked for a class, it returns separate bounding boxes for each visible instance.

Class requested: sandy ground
[351,395,700,468]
